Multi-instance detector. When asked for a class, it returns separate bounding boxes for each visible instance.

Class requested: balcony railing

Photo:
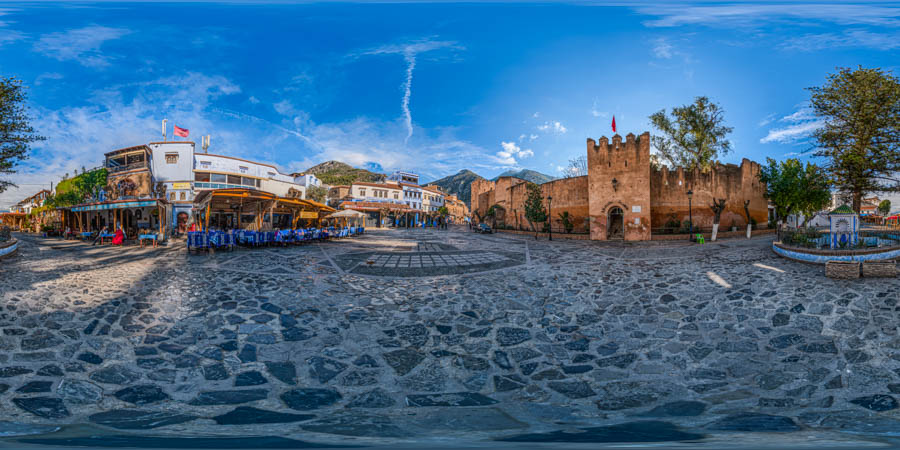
[107,161,149,173]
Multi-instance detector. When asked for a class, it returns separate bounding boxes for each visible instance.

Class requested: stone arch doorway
[607,206,624,240]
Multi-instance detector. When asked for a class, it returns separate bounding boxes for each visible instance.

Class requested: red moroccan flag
[611,116,617,134]
[174,125,189,138]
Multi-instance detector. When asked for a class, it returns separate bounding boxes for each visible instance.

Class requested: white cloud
[532,112,540,118]
[760,105,825,144]
[34,72,63,86]
[494,141,534,167]
[1,72,239,209]
[361,38,461,145]
[590,98,609,118]
[273,99,297,116]
[757,112,777,127]
[248,96,260,104]
[34,25,131,68]
[537,121,567,134]
[780,29,900,51]
[638,4,900,28]
[653,38,673,58]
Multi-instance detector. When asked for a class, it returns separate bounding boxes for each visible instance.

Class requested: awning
[326,209,367,219]
[302,198,335,213]
[68,199,163,212]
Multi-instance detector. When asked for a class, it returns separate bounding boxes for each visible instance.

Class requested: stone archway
[607,206,624,240]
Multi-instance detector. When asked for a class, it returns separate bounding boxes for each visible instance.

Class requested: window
[108,156,125,168]
[268,171,276,178]
[165,153,179,164]
[126,153,144,165]
[180,192,186,200]
[195,172,210,182]
[242,177,255,187]
[394,193,399,199]
[169,192,175,200]
[211,173,227,183]
[359,189,366,197]
[227,174,241,184]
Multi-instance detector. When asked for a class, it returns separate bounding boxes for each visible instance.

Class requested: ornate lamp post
[547,195,553,241]
[687,189,694,241]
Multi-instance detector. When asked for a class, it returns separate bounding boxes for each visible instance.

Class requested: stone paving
[1,228,900,445]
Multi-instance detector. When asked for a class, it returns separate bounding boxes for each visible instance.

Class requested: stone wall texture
[471,131,768,240]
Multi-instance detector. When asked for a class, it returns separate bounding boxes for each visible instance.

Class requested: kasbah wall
[471,131,769,241]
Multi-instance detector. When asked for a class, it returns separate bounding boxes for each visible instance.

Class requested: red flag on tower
[611,116,617,134]
[174,125,189,138]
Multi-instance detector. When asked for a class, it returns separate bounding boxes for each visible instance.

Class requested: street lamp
[687,189,694,241]
[547,195,553,241]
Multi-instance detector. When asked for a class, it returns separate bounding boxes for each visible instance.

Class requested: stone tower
[586,132,651,241]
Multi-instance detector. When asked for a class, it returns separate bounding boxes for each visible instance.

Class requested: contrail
[402,50,416,144]
[359,38,460,146]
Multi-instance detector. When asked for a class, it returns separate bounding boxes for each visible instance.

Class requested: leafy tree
[879,199,892,216]
[649,96,733,172]
[306,185,327,203]
[709,198,727,225]
[809,66,900,212]
[523,182,547,239]
[558,211,574,233]
[1,77,45,193]
[437,205,449,217]
[758,158,832,227]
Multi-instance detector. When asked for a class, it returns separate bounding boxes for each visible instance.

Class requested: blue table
[139,233,158,248]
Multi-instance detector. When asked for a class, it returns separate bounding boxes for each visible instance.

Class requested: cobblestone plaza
[2,228,900,446]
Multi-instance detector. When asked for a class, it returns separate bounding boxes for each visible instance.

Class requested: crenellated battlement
[587,132,650,170]
[472,129,768,241]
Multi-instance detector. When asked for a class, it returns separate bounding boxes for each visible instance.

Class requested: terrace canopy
[0,212,27,230]
[61,198,168,238]
[194,188,335,231]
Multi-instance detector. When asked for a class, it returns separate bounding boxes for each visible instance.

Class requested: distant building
[291,173,322,188]
[326,185,351,207]
[387,170,419,185]
[440,192,470,223]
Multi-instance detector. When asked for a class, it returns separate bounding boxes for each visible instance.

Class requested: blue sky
[1,1,899,208]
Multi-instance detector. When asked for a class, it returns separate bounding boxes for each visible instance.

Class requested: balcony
[107,161,149,174]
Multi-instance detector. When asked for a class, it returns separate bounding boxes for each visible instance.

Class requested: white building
[147,141,307,232]
[291,173,322,188]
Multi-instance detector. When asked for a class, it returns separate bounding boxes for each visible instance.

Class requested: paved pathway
[1,229,899,445]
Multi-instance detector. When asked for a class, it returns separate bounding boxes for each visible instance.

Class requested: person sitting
[92,227,108,246]
[111,227,125,245]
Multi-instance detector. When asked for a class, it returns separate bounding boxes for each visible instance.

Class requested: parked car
[477,223,492,234]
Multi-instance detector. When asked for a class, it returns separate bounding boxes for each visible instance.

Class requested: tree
[306,185,327,203]
[649,96,733,172]
[709,198,727,225]
[561,155,588,178]
[558,211,574,233]
[879,199,892,216]
[758,158,832,227]
[809,66,900,212]
[485,204,504,229]
[523,182,547,239]
[437,205,449,217]
[1,77,45,193]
